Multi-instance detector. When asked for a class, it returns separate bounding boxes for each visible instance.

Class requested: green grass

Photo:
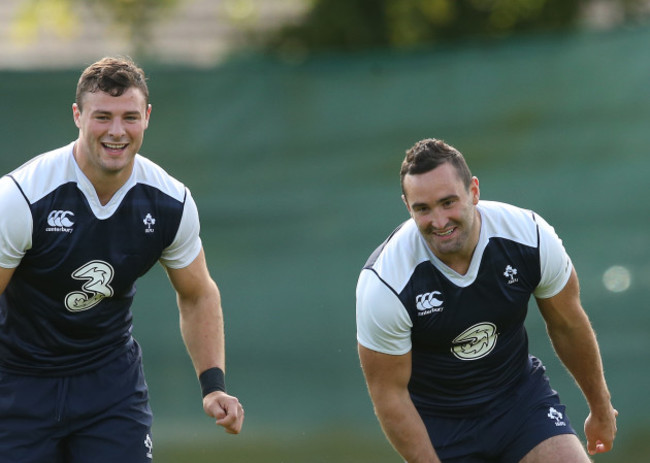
[154,429,398,463]
[153,428,646,463]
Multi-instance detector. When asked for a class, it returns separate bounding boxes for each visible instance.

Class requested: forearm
[178,282,225,375]
[537,270,617,453]
[538,271,612,414]
[359,346,440,463]
[547,319,611,413]
[373,394,440,463]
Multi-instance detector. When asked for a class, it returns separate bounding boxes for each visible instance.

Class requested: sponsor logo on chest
[451,322,498,360]
[415,291,444,316]
[46,210,75,233]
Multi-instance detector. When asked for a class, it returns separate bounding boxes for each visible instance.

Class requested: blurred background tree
[262,0,650,53]
[7,0,650,66]
[10,0,180,58]
[83,0,181,54]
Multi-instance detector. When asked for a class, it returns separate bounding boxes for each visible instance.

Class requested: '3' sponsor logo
[65,260,115,312]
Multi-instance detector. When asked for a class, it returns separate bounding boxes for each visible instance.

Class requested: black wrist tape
[199,367,226,397]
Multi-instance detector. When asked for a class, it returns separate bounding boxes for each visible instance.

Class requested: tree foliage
[11,0,180,57]
[265,0,643,53]
[9,0,649,61]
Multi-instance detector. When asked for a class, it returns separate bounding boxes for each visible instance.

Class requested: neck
[438,209,482,275]
[441,252,474,276]
[72,141,130,206]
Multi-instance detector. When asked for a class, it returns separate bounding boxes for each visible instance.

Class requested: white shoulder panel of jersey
[0,175,33,267]
[533,213,572,298]
[132,154,187,202]
[356,268,413,355]
[479,201,572,298]
[159,187,202,269]
[8,143,77,205]
[370,219,431,294]
[478,200,539,247]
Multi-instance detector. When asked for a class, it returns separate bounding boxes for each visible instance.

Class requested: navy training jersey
[0,142,202,375]
[356,201,572,417]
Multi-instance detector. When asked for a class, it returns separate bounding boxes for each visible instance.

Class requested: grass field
[154,428,398,463]
[153,428,647,463]
[154,434,648,463]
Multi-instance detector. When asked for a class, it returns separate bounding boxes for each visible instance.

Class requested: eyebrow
[92,110,142,116]
[410,194,459,209]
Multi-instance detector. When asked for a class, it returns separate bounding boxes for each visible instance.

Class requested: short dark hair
[400,138,472,196]
[75,56,149,111]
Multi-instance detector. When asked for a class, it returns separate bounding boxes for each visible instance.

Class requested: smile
[433,228,456,237]
[102,142,128,150]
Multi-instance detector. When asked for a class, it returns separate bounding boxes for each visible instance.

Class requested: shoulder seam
[364,267,401,300]
[6,175,29,205]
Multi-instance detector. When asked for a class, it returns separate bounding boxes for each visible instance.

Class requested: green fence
[1,26,649,461]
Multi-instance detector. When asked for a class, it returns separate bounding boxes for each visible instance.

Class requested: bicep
[536,268,589,330]
[358,343,412,397]
[0,266,16,296]
[165,248,219,304]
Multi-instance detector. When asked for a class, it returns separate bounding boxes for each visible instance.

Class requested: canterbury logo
[415,291,444,315]
[47,210,75,228]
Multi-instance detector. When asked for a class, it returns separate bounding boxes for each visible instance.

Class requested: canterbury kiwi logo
[416,291,443,312]
[47,210,75,228]
[451,322,498,360]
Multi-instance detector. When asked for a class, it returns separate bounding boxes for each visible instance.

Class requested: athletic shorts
[0,340,154,463]
[420,358,577,463]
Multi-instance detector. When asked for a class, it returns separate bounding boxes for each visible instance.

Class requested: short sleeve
[159,188,202,269]
[356,269,413,355]
[0,176,32,268]
[533,213,572,299]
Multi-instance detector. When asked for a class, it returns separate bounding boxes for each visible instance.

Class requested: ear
[72,103,81,129]
[144,104,152,129]
[470,176,480,205]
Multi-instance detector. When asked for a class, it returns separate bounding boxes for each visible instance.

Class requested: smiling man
[0,57,244,462]
[72,83,151,199]
[356,138,617,462]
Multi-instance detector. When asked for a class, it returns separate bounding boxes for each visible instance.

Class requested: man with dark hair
[0,57,244,462]
[357,138,617,462]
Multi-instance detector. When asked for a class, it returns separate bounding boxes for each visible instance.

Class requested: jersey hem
[0,337,134,377]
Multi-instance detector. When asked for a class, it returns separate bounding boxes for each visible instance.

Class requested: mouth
[432,227,456,237]
[102,142,128,151]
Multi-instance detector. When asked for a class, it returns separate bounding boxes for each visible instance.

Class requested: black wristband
[199,367,226,397]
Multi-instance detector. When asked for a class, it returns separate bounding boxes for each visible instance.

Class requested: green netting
[0,27,648,452]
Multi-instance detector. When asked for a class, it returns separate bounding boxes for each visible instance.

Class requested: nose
[108,118,126,138]
[429,208,449,230]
